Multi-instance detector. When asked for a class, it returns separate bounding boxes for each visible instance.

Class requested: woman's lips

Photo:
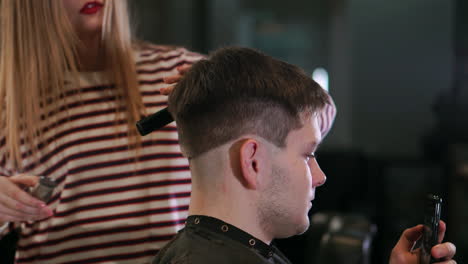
[80,2,103,15]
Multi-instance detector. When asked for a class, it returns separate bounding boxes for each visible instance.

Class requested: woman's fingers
[161,64,194,95]
[0,176,53,222]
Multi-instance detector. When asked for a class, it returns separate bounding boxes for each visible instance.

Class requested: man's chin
[296,221,310,236]
[286,219,310,237]
[274,218,310,238]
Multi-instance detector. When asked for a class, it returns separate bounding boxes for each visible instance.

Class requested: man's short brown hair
[168,47,330,158]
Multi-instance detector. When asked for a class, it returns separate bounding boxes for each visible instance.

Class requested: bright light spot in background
[312,67,329,92]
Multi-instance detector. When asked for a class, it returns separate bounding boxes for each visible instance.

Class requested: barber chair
[306,212,377,264]
[277,211,376,264]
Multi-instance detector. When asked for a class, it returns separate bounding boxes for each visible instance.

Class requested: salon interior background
[132,0,465,263]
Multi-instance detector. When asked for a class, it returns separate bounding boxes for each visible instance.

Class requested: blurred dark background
[130,0,467,263]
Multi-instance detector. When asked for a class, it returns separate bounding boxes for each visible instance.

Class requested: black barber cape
[152,215,292,264]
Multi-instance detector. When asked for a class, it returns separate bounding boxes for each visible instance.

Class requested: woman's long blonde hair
[0,0,144,169]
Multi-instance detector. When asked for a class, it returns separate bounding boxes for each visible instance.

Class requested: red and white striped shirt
[0,46,202,264]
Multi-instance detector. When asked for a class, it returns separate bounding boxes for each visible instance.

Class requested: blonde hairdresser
[0,0,202,263]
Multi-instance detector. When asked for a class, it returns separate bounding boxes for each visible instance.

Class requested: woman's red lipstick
[80,2,103,15]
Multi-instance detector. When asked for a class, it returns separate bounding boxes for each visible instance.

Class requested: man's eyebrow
[306,140,322,151]
[315,141,323,151]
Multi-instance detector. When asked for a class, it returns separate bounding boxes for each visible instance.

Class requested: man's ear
[239,139,262,190]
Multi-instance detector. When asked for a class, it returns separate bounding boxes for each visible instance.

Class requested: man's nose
[310,159,326,187]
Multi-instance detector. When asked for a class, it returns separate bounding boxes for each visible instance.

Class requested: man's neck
[188,148,275,245]
[188,189,273,245]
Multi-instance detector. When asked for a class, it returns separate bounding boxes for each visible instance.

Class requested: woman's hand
[389,221,456,264]
[160,65,192,95]
[0,175,53,224]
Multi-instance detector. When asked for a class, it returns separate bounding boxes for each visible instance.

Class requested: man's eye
[306,153,316,161]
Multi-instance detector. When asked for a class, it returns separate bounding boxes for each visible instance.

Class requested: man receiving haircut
[153,47,457,264]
